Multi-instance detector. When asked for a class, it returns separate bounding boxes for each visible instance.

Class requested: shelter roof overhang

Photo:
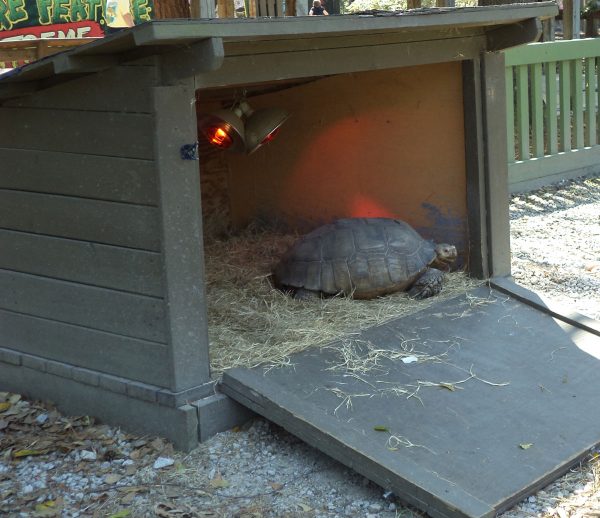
[0,3,558,100]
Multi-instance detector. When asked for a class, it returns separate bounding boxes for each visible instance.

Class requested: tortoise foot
[408,268,444,299]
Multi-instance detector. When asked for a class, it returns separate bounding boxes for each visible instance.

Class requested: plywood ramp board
[221,285,600,518]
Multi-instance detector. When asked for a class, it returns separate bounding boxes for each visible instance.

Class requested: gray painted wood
[0,149,157,205]
[485,18,543,51]
[462,58,489,279]
[491,277,600,336]
[223,371,493,518]
[153,83,212,391]
[221,287,600,518]
[159,38,224,85]
[0,190,161,251]
[0,309,170,385]
[193,394,256,442]
[222,28,483,57]
[132,6,558,43]
[0,5,557,102]
[482,52,512,277]
[4,65,156,113]
[0,82,37,100]
[0,270,167,343]
[0,230,163,297]
[196,36,486,89]
[52,54,120,75]
[0,107,154,159]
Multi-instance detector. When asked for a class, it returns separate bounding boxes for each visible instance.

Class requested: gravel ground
[1,174,599,518]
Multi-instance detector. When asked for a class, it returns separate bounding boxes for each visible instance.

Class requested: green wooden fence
[505,39,600,192]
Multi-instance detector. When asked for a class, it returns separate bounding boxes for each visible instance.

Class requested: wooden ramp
[220,279,600,518]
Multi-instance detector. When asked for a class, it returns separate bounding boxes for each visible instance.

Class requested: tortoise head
[433,243,457,270]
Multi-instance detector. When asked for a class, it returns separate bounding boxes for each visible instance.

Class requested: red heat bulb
[206,126,233,149]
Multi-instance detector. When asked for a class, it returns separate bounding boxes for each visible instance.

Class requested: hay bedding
[204,228,483,377]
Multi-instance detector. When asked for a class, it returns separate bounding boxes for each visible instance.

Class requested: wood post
[216,0,236,17]
[563,0,582,39]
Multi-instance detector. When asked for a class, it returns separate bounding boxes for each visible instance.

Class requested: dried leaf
[373,425,389,432]
[519,443,533,450]
[104,473,123,484]
[125,465,137,476]
[33,500,61,517]
[120,492,137,505]
[154,502,196,517]
[439,383,457,391]
[298,503,312,512]
[129,449,143,460]
[117,486,146,494]
[209,474,230,489]
[270,482,284,491]
[8,394,21,404]
[108,511,131,518]
[0,402,11,412]
[13,449,46,458]
[150,438,166,451]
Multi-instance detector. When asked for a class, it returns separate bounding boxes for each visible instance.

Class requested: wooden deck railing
[505,38,600,191]
[0,38,102,69]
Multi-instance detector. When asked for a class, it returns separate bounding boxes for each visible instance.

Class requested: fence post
[563,0,582,39]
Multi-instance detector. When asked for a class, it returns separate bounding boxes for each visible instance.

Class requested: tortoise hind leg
[294,288,321,300]
[408,268,445,299]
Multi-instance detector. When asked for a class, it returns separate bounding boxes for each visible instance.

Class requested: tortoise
[273,218,457,300]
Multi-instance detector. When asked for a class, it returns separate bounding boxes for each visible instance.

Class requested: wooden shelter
[0,0,561,471]
[0,2,558,448]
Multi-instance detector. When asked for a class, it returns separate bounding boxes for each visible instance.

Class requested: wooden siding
[0,64,170,386]
[0,230,162,297]
[0,190,161,250]
[0,107,154,159]
[0,149,157,204]
[3,65,157,113]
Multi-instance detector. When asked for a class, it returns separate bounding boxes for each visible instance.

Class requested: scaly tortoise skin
[273,218,457,300]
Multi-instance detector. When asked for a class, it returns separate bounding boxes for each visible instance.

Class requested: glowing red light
[205,126,233,149]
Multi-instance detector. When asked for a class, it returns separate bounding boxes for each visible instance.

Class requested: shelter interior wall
[197,62,468,257]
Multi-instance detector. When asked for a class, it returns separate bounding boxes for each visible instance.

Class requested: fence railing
[505,38,600,192]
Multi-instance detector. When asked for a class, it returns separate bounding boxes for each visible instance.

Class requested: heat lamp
[199,99,289,154]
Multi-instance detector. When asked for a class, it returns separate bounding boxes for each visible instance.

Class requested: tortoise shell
[273,218,438,299]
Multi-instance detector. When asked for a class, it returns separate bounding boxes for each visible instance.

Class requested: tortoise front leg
[408,268,445,299]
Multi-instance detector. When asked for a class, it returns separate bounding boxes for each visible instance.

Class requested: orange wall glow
[201,62,468,253]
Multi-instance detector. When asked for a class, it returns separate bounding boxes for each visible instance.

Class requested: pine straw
[205,228,484,377]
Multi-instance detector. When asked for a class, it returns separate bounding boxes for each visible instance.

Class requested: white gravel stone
[80,450,97,461]
[153,457,174,469]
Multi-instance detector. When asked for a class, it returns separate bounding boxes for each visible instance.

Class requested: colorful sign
[0,0,153,37]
